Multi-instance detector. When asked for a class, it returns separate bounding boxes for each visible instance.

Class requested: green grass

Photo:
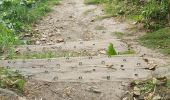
[140,28,170,55]
[107,43,117,56]
[0,0,60,53]
[85,0,170,56]
[0,67,25,93]
[119,50,135,55]
[0,24,20,53]
[84,0,102,4]
[95,25,106,30]
[85,0,169,30]
[1,50,96,60]
[113,32,124,38]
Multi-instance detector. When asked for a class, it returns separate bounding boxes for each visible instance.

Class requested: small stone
[89,56,93,59]
[79,62,83,65]
[18,97,27,100]
[149,65,157,70]
[24,33,32,37]
[35,41,41,45]
[53,76,58,81]
[87,87,102,93]
[69,16,73,18]
[133,21,138,25]
[34,29,39,31]
[15,49,20,54]
[143,58,149,63]
[42,34,47,38]
[134,74,138,77]
[123,59,127,62]
[99,50,106,54]
[40,38,46,41]
[91,19,95,22]
[153,95,161,100]
[106,64,114,69]
[56,38,64,43]
[79,76,83,79]
[106,76,110,80]
[101,61,105,64]
[122,97,128,100]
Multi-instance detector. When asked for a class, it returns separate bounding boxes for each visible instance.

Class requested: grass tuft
[107,43,117,56]
[0,67,25,93]
[140,28,170,55]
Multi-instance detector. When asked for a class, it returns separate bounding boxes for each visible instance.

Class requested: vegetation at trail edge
[85,0,170,30]
[85,0,170,55]
[124,77,170,99]
[0,67,25,93]
[0,0,60,54]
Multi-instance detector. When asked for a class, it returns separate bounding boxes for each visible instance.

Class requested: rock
[149,65,157,70]
[153,95,161,100]
[56,38,64,43]
[143,58,149,63]
[156,76,167,86]
[34,29,39,32]
[18,97,27,100]
[35,41,41,45]
[138,94,145,99]
[24,33,32,37]
[40,38,47,41]
[106,64,116,70]
[99,49,106,54]
[133,86,141,96]
[122,97,128,100]
[15,49,20,54]
[42,34,47,38]
[132,22,138,25]
[69,16,73,18]
[144,65,157,71]
[87,86,102,94]
[48,33,54,37]
[47,42,53,45]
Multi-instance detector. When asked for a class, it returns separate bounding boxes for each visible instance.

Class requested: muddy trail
[1,0,170,100]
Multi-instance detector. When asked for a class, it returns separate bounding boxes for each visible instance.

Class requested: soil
[0,0,170,100]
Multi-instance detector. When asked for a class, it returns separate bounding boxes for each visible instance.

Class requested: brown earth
[0,0,170,100]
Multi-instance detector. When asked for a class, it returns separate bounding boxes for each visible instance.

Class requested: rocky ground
[0,0,170,100]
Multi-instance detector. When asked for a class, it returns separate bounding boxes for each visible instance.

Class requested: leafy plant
[107,43,117,56]
[0,0,60,53]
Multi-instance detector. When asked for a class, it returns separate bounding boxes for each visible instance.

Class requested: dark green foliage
[107,43,117,56]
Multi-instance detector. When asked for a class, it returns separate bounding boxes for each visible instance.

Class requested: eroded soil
[0,0,170,100]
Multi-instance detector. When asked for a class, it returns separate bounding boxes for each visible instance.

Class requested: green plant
[141,0,169,30]
[0,0,60,54]
[140,28,170,55]
[0,24,20,53]
[86,0,170,30]
[107,43,117,56]
[0,67,25,92]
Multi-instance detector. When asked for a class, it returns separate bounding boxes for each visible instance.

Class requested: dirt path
[0,0,170,100]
